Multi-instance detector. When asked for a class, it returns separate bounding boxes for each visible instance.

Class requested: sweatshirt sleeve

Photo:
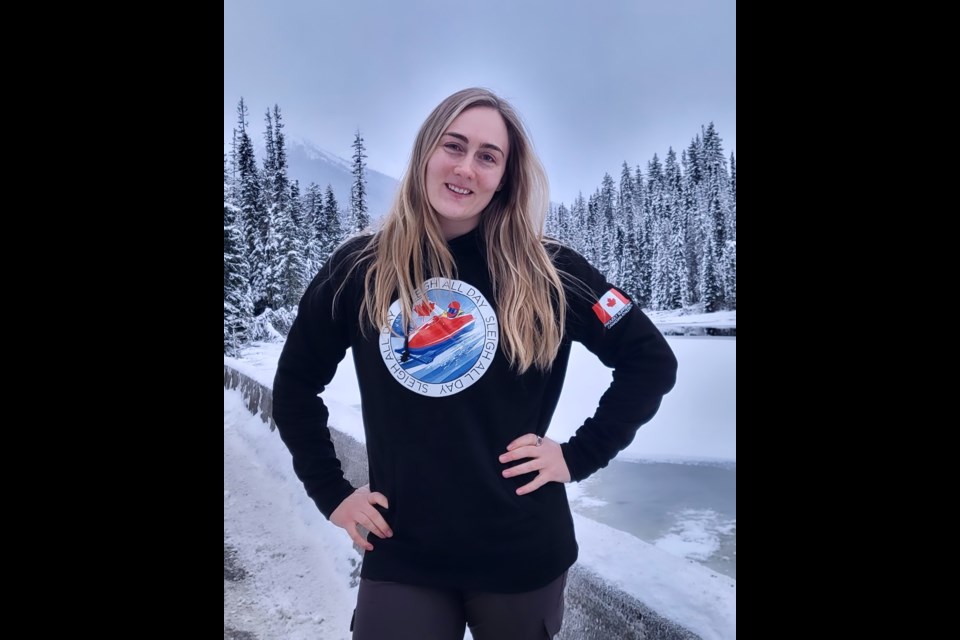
[555,246,678,482]
[272,240,365,519]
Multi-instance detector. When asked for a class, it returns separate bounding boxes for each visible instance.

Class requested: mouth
[446,183,472,195]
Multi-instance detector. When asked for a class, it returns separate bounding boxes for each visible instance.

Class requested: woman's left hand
[499,433,572,495]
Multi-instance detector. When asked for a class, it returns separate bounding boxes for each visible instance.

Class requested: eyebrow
[444,132,505,157]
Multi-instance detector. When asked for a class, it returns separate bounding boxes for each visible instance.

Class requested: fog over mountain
[285,137,399,223]
[232,134,399,224]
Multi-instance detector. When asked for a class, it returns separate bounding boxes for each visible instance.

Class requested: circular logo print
[379,277,498,397]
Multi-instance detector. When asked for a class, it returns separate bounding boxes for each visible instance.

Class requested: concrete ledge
[225,364,702,639]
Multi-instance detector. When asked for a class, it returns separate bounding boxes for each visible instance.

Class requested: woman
[273,87,678,640]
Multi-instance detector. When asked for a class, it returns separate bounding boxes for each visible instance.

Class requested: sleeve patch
[591,288,633,328]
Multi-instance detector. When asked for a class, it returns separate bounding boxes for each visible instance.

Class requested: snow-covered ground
[224,309,735,639]
[644,309,736,328]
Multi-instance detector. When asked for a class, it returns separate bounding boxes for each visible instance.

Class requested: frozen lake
[569,458,736,579]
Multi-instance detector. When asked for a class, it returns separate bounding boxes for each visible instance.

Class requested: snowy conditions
[225,309,735,639]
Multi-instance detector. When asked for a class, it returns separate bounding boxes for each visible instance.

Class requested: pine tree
[725,152,736,309]
[262,109,277,216]
[556,203,570,245]
[263,105,296,309]
[618,163,640,299]
[618,163,635,225]
[234,98,269,315]
[229,129,240,203]
[224,154,253,354]
[680,148,702,307]
[293,180,313,274]
[586,190,601,268]
[729,151,736,205]
[275,179,307,308]
[700,231,721,313]
[570,193,588,258]
[351,130,368,232]
[322,184,344,263]
[663,149,684,309]
[302,182,324,278]
[598,173,618,282]
[700,123,733,309]
[633,167,650,306]
[686,135,703,185]
[645,155,666,309]
[272,106,291,210]
[545,203,560,239]
[540,124,735,312]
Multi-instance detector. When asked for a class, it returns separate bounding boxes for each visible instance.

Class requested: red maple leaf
[606,297,616,307]
[414,300,436,316]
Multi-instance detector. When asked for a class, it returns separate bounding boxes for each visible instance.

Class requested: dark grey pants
[351,571,567,640]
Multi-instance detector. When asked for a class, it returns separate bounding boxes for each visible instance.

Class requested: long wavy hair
[347,87,566,373]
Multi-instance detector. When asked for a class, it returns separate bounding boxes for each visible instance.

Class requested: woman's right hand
[330,484,393,551]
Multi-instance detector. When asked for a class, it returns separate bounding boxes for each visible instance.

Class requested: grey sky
[224,0,736,206]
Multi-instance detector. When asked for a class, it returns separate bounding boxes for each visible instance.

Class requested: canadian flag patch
[591,288,633,328]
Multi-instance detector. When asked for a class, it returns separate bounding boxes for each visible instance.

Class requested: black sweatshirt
[272,227,678,593]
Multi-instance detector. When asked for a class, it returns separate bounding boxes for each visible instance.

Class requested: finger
[499,445,538,463]
[516,474,549,495]
[361,507,394,538]
[502,459,543,478]
[367,510,394,538]
[368,492,390,510]
[346,523,374,551]
[506,433,538,451]
[357,511,392,539]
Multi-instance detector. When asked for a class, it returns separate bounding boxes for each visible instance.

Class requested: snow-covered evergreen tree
[700,123,733,309]
[570,193,588,258]
[263,105,302,309]
[555,203,571,245]
[680,146,702,307]
[275,179,307,309]
[262,107,290,310]
[301,182,324,278]
[585,190,601,268]
[729,151,736,205]
[351,130,368,232]
[322,184,345,263]
[262,109,277,217]
[234,98,269,315]
[725,152,736,309]
[663,149,684,309]
[292,180,313,278]
[645,154,667,309]
[224,154,253,354]
[617,163,640,299]
[227,110,736,338]
[598,173,618,283]
[700,227,721,312]
[545,202,560,240]
[544,124,734,313]
[632,167,650,306]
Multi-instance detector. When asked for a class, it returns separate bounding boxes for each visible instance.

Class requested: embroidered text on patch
[591,288,632,328]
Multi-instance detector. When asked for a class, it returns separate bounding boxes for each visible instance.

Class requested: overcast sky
[224,0,736,206]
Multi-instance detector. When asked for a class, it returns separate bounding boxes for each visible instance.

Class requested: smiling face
[425,107,510,239]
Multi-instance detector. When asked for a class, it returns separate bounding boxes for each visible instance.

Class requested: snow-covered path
[224,390,359,640]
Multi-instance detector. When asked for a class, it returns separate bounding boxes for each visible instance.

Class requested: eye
[444,142,463,153]
[479,152,497,164]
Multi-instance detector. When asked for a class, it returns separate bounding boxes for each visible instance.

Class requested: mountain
[285,137,398,222]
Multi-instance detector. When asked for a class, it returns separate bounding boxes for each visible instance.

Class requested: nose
[453,158,475,180]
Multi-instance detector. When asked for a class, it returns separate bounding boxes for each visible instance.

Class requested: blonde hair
[348,87,566,373]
